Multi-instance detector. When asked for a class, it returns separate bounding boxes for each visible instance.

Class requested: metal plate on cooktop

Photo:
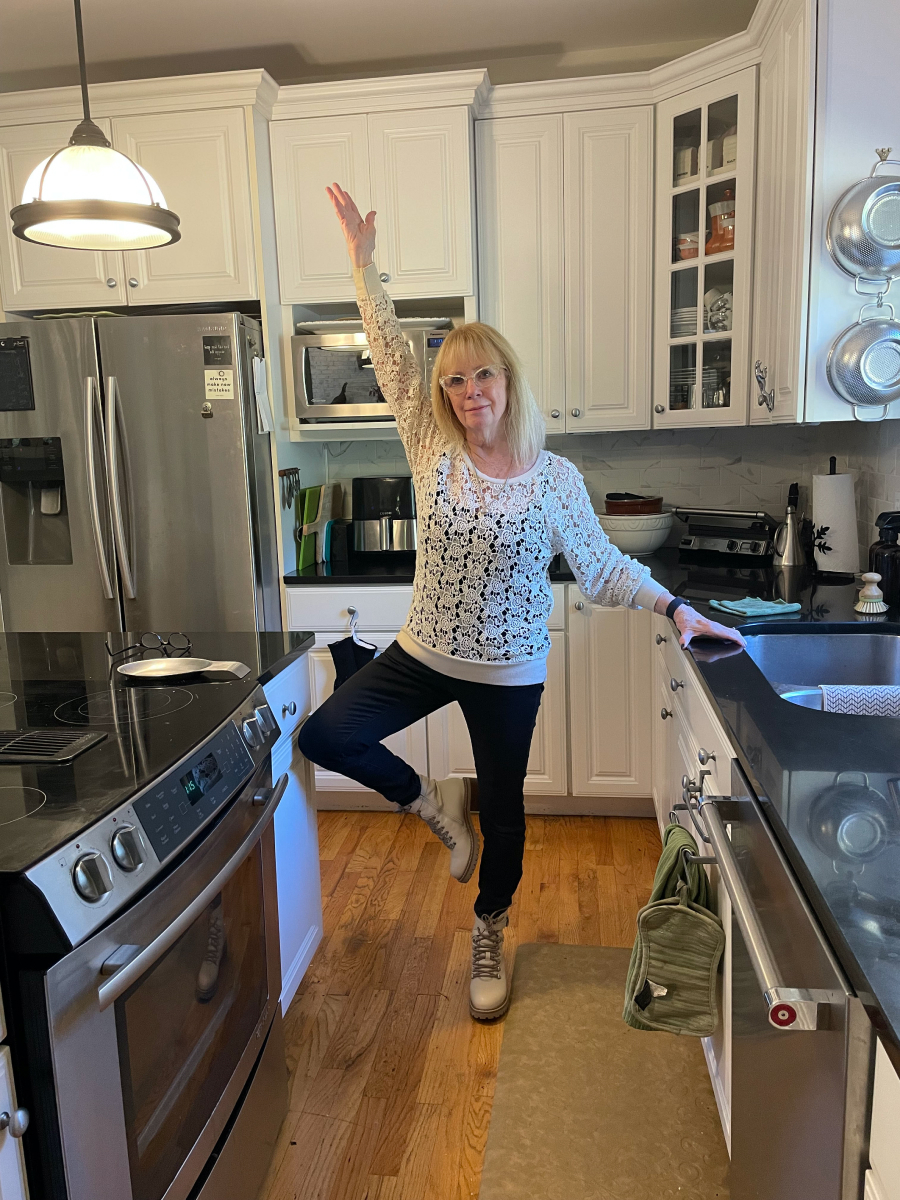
[116,658,251,680]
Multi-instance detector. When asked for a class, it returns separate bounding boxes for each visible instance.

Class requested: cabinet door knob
[550,409,560,418]
[655,633,667,645]
[574,601,585,611]
[128,277,139,288]
[106,278,117,288]
[282,700,297,718]
[660,707,673,720]
[698,747,715,765]
[654,404,665,414]
[0,1108,29,1138]
[670,677,684,692]
[379,272,390,283]
[570,408,581,417]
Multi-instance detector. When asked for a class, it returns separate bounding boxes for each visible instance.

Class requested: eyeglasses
[105,632,193,660]
[438,365,506,395]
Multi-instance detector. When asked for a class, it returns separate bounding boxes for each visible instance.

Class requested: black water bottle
[870,512,900,607]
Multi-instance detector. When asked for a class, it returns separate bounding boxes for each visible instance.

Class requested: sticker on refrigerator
[202,336,233,367]
[204,369,234,399]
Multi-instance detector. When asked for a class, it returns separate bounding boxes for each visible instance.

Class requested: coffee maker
[352,477,417,552]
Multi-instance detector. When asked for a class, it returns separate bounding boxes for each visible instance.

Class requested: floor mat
[478,943,729,1200]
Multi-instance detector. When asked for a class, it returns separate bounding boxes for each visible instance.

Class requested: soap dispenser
[870,512,900,607]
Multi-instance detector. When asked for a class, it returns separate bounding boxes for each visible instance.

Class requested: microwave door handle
[105,376,137,599]
[696,795,832,1031]
[97,774,288,1011]
[84,377,115,599]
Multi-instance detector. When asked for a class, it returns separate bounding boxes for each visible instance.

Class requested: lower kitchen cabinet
[869,1039,900,1200]
[426,631,568,796]
[568,598,652,798]
[0,1046,28,1200]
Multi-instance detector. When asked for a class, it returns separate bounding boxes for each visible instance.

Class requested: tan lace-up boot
[470,909,510,1020]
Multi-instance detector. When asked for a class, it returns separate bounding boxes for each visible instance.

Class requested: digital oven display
[180,753,223,805]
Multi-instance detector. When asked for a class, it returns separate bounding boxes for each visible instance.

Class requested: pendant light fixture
[9,0,180,251]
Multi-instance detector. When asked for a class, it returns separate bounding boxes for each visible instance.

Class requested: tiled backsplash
[322,420,900,567]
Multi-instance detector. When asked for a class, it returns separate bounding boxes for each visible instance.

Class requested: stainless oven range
[0,633,289,1200]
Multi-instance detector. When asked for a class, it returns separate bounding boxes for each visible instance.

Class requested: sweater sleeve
[548,456,667,610]
[354,264,442,471]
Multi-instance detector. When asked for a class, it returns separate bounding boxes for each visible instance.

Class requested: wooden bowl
[604,495,663,515]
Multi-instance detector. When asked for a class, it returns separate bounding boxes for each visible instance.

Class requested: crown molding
[271,68,492,121]
[479,0,781,118]
[0,68,279,127]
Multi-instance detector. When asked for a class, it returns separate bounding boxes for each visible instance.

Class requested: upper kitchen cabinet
[271,104,476,303]
[0,118,126,310]
[477,107,651,434]
[270,115,372,304]
[477,115,565,435]
[749,0,815,424]
[653,68,756,428]
[112,108,257,305]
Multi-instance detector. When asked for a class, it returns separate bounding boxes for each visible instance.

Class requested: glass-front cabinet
[654,69,757,427]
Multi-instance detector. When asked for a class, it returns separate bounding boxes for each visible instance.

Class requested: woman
[297,183,745,1021]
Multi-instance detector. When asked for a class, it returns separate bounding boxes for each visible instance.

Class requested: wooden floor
[262,810,662,1200]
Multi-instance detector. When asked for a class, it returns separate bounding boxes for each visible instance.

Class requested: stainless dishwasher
[694,763,873,1200]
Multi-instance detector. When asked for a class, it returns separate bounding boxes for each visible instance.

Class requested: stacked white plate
[671,307,698,337]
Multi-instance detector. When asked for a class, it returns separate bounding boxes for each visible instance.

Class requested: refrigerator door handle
[696,794,834,1031]
[84,377,115,600]
[105,376,137,600]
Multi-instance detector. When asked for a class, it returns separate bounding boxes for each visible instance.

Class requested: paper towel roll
[812,472,859,574]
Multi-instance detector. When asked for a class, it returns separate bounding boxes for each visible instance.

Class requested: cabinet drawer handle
[0,1108,29,1138]
[654,404,665,414]
[698,747,715,765]
[574,601,585,611]
[282,700,297,718]
[106,278,117,288]
[570,408,581,418]
[656,633,667,645]
[670,677,684,692]
[550,409,560,418]
[379,272,391,283]
[128,277,139,288]
[660,707,673,720]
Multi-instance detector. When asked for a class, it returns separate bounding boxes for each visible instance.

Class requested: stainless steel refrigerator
[0,313,281,633]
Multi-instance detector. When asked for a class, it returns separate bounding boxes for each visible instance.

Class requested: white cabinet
[750,0,815,424]
[271,106,475,304]
[112,108,257,305]
[0,108,257,312]
[568,595,652,796]
[269,114,372,304]
[0,1047,29,1200]
[476,115,565,434]
[426,630,568,797]
[869,1039,900,1200]
[0,117,124,310]
[306,634,428,794]
[564,108,653,433]
[653,68,756,428]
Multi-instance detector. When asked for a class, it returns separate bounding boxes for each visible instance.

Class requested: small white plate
[116,658,251,680]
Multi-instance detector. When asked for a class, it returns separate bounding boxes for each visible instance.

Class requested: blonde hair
[430,322,545,467]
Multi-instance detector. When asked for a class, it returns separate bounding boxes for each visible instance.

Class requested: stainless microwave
[292,319,450,422]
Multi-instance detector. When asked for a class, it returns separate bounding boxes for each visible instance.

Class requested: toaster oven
[292,319,450,422]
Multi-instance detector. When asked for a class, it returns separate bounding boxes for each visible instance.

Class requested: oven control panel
[134,722,254,862]
[26,688,278,948]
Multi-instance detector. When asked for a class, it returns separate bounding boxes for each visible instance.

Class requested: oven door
[44,761,285,1200]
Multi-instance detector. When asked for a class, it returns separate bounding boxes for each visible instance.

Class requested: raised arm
[326,184,438,467]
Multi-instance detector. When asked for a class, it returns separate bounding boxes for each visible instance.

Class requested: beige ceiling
[0,0,759,93]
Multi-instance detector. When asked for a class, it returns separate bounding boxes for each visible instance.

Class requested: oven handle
[97,773,288,1011]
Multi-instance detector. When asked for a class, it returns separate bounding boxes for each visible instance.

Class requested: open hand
[326,183,376,269]
[673,605,746,651]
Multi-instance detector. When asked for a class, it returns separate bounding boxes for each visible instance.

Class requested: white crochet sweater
[354,264,666,684]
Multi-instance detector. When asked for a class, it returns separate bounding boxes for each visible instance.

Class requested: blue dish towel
[709,597,802,617]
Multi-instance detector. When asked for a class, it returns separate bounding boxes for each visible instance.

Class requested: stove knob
[749,541,761,554]
[254,705,277,735]
[72,851,113,902]
[110,825,144,872]
[242,716,261,748]
[726,539,738,552]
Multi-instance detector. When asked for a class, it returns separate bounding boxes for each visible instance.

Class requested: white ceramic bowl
[597,509,673,556]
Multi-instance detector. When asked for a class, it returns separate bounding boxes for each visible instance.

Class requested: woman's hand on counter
[672,605,747,651]
[326,182,377,269]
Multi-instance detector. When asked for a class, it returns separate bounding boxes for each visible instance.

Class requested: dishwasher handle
[696,794,832,1031]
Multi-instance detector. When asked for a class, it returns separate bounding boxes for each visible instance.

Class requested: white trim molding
[0,69,279,127]
[271,69,492,120]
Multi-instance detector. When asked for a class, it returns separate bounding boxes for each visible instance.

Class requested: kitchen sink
[743,627,900,709]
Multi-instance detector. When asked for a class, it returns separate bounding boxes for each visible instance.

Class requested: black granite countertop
[285,551,577,586]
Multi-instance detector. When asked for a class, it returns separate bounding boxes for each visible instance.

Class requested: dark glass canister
[870,512,900,607]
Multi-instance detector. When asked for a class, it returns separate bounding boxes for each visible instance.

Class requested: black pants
[297,641,544,916]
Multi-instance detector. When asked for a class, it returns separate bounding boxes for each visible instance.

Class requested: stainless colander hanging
[826,301,900,420]
[827,151,900,286]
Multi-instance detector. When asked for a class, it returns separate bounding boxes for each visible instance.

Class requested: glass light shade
[14,143,179,250]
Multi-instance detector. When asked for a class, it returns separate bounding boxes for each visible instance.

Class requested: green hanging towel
[623,823,724,1036]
